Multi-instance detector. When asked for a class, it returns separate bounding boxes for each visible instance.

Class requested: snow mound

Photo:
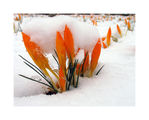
[22,15,100,54]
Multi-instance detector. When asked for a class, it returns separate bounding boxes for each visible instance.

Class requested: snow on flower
[22,15,100,54]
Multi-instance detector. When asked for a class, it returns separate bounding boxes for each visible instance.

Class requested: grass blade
[75,63,82,88]
[52,55,59,67]
[80,52,88,77]
[19,55,46,78]
[54,49,58,58]
[19,55,57,92]
[18,74,53,88]
[23,61,46,79]
[96,65,104,75]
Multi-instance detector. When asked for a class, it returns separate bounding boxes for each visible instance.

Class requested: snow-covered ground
[14,15,135,106]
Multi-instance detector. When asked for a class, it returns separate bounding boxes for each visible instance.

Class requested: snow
[22,15,100,54]
[14,15,135,106]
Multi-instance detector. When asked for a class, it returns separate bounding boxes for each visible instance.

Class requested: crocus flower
[117,24,122,37]
[56,31,66,73]
[106,27,111,47]
[127,20,131,30]
[90,38,101,76]
[64,25,75,62]
[125,18,128,25]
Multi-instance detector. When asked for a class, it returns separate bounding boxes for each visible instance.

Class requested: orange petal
[107,27,111,47]
[83,50,89,73]
[127,20,131,30]
[59,66,66,92]
[125,18,127,25]
[22,32,48,69]
[102,37,106,41]
[56,32,66,72]
[18,14,21,21]
[75,48,80,57]
[117,24,122,37]
[102,41,107,48]
[90,38,101,76]
[64,25,75,62]
[22,32,45,68]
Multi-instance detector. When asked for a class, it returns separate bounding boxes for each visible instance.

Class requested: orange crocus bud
[22,32,49,70]
[95,20,97,26]
[59,66,66,92]
[127,20,131,30]
[64,25,75,62]
[125,18,127,25]
[107,27,111,47]
[56,32,66,73]
[117,24,122,37]
[90,38,101,76]
[83,15,85,20]
[18,14,21,21]
[102,37,106,41]
[111,17,112,21]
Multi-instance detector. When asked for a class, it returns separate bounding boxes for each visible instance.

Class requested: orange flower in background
[90,38,101,76]
[90,15,93,19]
[59,66,66,92]
[92,19,97,26]
[117,24,122,37]
[83,15,85,20]
[125,18,128,25]
[127,20,131,30]
[127,17,130,20]
[22,32,58,90]
[18,14,21,21]
[107,27,112,47]
[111,16,113,21]
[64,25,75,62]
[56,31,66,73]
